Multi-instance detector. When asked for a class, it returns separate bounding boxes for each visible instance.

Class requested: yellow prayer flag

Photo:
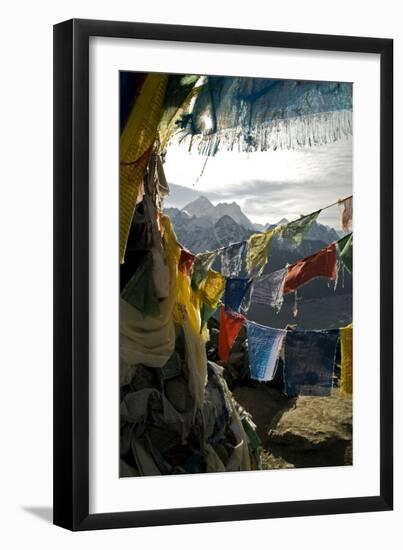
[119,74,168,263]
[340,323,353,395]
[199,269,225,309]
[246,230,274,274]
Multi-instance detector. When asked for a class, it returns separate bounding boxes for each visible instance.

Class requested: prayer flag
[200,302,216,331]
[339,197,353,232]
[224,278,253,313]
[337,233,353,274]
[121,253,160,317]
[280,210,320,247]
[246,230,274,275]
[179,248,195,276]
[340,323,353,395]
[220,241,247,278]
[284,329,339,396]
[246,321,286,382]
[192,251,218,289]
[199,269,225,309]
[284,243,337,294]
[251,268,287,311]
[218,305,245,363]
[120,74,168,263]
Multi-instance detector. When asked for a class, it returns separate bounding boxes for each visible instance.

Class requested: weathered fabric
[175,77,353,155]
[178,248,195,276]
[120,298,176,385]
[246,321,286,382]
[280,211,320,247]
[218,305,245,363]
[251,268,287,311]
[284,243,337,294]
[340,323,353,395]
[220,241,247,278]
[224,278,253,313]
[155,155,170,205]
[120,74,168,263]
[200,302,216,331]
[181,306,208,409]
[119,213,181,385]
[339,196,353,232]
[121,388,185,436]
[284,329,339,396]
[246,230,274,275]
[337,233,353,274]
[120,388,187,476]
[121,253,160,317]
[199,269,225,309]
[144,195,170,299]
[191,251,218,289]
[175,271,203,336]
[157,74,200,150]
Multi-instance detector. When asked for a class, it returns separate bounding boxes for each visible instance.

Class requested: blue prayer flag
[246,321,286,382]
[284,329,339,396]
[224,278,252,313]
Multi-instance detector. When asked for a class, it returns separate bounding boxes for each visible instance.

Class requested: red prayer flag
[284,243,337,294]
[178,248,195,276]
[218,305,245,363]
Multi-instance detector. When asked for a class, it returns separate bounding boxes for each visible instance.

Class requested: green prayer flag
[200,302,216,332]
[191,251,217,290]
[121,253,160,317]
[337,233,353,274]
[281,210,320,247]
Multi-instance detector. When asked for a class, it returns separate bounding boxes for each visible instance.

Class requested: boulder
[233,385,352,468]
[267,393,352,467]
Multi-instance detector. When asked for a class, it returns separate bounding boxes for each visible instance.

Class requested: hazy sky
[164,136,352,229]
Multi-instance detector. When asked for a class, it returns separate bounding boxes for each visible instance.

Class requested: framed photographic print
[53,19,393,530]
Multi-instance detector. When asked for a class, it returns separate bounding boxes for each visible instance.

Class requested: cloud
[165,137,352,227]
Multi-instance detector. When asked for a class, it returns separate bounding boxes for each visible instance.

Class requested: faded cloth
[339,196,353,232]
[200,302,216,331]
[144,195,170,299]
[121,388,185,437]
[120,74,168,263]
[246,230,274,275]
[181,307,208,409]
[284,243,337,294]
[175,77,352,155]
[121,252,160,317]
[192,251,218,289]
[120,298,176,385]
[218,305,245,363]
[178,248,195,276]
[246,321,286,382]
[284,329,339,396]
[224,278,253,313]
[220,241,247,278]
[337,233,353,274]
[175,271,204,336]
[280,211,320,247]
[251,268,287,311]
[340,323,353,395]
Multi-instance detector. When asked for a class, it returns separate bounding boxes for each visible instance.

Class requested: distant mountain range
[165,194,339,253]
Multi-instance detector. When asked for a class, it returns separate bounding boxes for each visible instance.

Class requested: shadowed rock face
[233,385,352,469]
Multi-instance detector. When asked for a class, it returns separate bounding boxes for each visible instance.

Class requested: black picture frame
[53,18,393,531]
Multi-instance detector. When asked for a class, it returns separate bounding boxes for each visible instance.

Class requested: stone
[267,392,352,467]
[233,385,352,469]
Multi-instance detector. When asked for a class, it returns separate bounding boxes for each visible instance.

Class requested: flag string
[194,194,352,256]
